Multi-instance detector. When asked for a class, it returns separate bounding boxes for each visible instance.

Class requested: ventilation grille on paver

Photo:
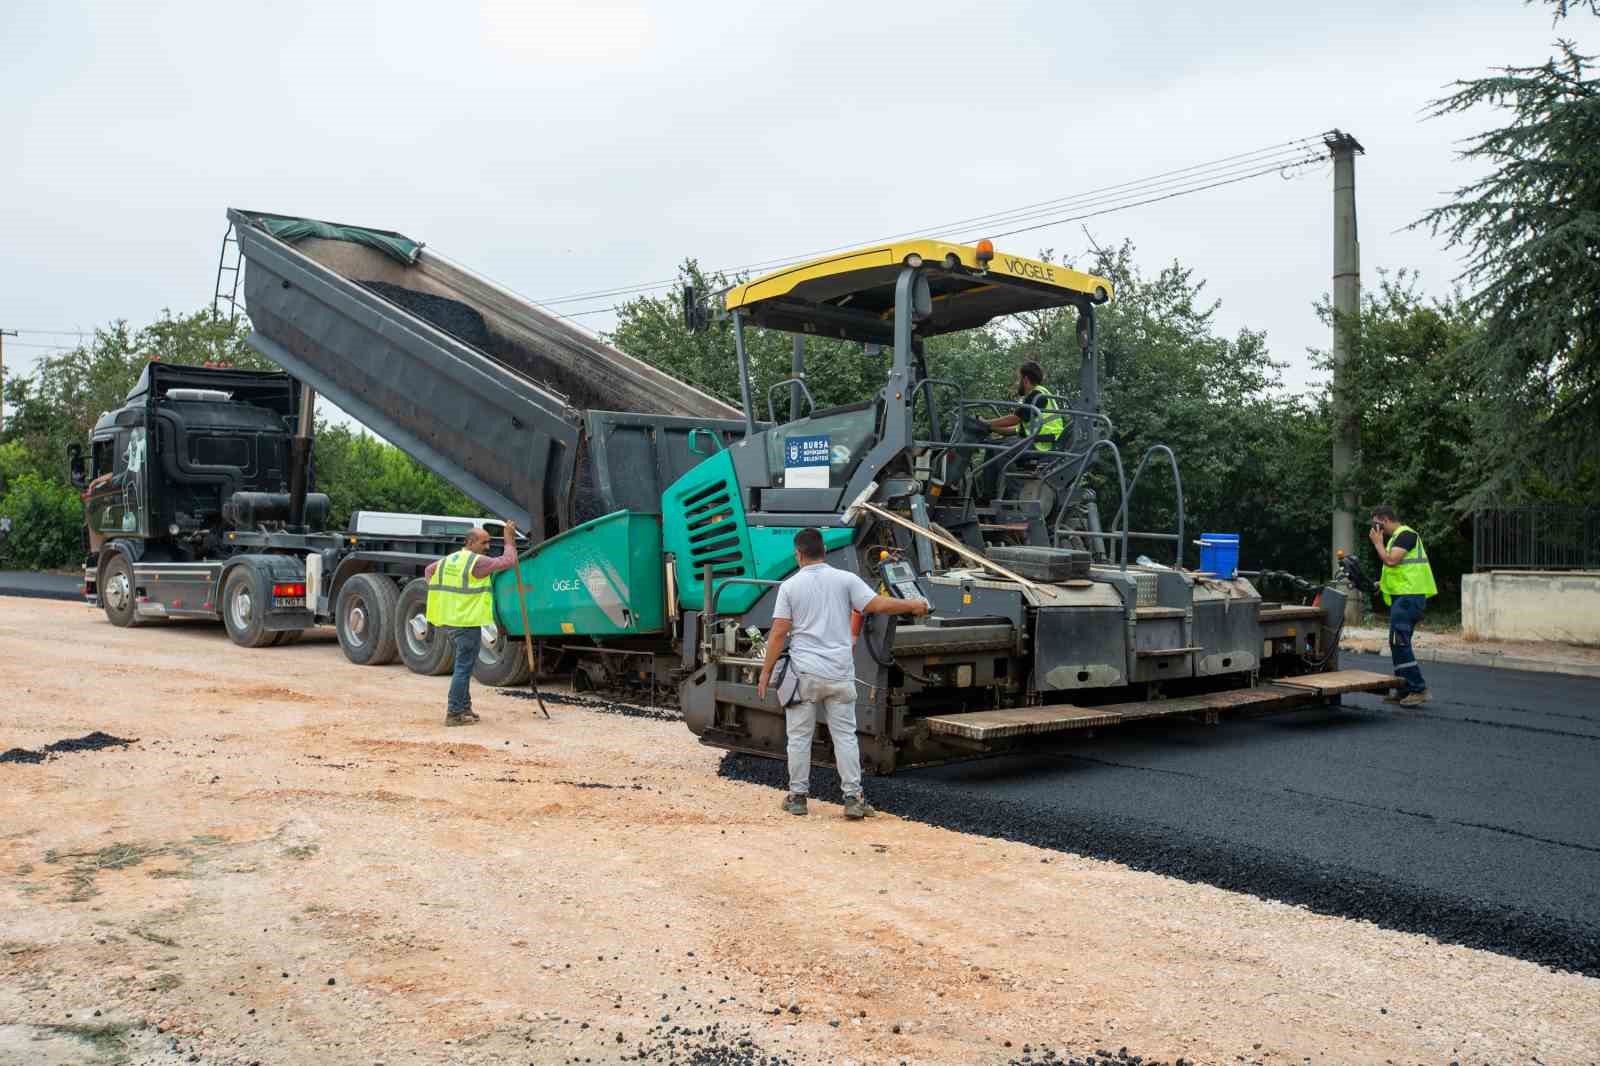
[682,476,748,581]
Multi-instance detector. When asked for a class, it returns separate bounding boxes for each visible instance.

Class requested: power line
[528,133,1331,319]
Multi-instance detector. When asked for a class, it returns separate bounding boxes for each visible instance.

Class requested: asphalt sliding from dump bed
[718,653,1600,977]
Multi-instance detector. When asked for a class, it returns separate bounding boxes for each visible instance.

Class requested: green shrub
[0,474,82,570]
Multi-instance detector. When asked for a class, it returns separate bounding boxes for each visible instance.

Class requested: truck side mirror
[68,443,86,489]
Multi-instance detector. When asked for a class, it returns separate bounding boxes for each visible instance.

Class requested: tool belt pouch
[771,654,803,708]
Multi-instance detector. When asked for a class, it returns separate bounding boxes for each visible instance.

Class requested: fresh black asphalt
[0,570,80,601]
[719,653,1600,976]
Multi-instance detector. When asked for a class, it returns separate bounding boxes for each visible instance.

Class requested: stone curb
[1341,639,1600,680]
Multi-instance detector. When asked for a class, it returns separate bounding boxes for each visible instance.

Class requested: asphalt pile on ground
[1,731,134,765]
[500,689,683,723]
[1004,1046,1173,1066]
[606,1019,792,1065]
[715,753,1600,977]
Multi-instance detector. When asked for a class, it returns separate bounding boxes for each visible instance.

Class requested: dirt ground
[1,599,1596,1066]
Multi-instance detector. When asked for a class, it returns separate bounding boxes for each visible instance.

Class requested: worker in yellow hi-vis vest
[1368,505,1438,707]
[423,522,517,726]
[982,359,1066,451]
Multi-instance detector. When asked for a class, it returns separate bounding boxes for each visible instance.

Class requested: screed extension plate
[921,670,1393,743]
[1272,669,1396,696]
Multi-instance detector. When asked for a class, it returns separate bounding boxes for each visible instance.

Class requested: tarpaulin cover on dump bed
[242,211,423,266]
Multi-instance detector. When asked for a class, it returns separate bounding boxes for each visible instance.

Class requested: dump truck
[74,208,748,687]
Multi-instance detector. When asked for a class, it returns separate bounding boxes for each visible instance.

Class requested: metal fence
[1473,506,1600,571]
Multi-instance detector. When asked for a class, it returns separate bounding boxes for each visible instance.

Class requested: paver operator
[1368,505,1437,707]
[756,528,930,819]
[981,359,1066,449]
[424,522,518,726]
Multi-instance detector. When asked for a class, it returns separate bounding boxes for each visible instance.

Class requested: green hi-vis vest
[1379,524,1438,605]
[425,549,494,627]
[1024,386,1065,452]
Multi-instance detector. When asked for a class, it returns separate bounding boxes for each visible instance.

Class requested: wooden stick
[504,520,550,718]
[856,500,1058,599]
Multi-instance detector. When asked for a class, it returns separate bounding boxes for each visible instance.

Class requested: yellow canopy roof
[722,239,1112,343]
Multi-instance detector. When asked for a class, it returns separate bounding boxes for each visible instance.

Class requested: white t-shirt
[772,563,876,680]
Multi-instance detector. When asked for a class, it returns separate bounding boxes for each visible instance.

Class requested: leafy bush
[0,473,82,570]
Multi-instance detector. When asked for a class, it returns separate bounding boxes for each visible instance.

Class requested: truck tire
[335,573,400,666]
[396,578,454,675]
[221,567,277,648]
[472,622,532,687]
[100,554,142,628]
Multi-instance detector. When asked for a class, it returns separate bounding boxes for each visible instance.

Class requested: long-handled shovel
[504,520,550,719]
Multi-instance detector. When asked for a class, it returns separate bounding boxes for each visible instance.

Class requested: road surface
[724,653,1600,975]
[0,570,80,601]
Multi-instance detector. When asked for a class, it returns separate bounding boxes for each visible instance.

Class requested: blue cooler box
[1198,533,1239,579]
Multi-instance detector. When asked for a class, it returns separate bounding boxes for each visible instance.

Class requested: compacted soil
[1,599,1595,1065]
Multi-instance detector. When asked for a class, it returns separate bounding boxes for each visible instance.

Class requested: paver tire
[472,621,533,687]
[336,573,400,666]
[221,567,277,648]
[396,578,454,676]
[100,554,141,628]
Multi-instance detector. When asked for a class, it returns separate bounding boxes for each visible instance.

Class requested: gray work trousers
[785,673,863,799]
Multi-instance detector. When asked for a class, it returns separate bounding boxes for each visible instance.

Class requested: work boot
[782,793,807,816]
[842,795,875,820]
[444,712,478,727]
[1398,690,1430,708]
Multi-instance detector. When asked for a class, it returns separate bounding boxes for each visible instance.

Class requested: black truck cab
[81,364,305,560]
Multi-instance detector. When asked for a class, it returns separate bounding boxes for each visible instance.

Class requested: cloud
[480,0,653,63]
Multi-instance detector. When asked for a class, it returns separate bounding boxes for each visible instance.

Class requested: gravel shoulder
[1,599,1595,1065]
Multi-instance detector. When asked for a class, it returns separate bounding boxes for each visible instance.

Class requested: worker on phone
[756,528,930,819]
[1368,505,1437,707]
[424,521,519,726]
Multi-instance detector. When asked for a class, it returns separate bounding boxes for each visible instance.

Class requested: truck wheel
[335,573,400,666]
[396,578,454,675]
[100,555,142,628]
[472,622,532,687]
[221,567,277,648]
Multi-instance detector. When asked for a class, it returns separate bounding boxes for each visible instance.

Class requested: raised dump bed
[229,208,742,541]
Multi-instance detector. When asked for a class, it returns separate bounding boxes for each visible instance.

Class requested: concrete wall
[1462,571,1600,646]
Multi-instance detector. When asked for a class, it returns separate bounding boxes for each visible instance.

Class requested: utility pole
[0,329,16,434]
[1326,130,1363,621]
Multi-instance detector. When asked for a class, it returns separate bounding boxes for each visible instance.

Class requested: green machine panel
[492,510,664,637]
[662,449,854,617]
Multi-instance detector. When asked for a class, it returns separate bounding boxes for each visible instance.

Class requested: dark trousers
[446,625,482,714]
[1388,594,1428,694]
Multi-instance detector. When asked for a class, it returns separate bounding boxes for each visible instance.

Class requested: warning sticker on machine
[784,435,830,489]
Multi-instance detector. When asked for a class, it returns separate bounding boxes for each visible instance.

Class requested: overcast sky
[3,0,1593,413]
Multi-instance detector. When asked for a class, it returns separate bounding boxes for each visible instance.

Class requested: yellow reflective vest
[425,550,494,627]
[1024,386,1065,452]
[1378,524,1437,605]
